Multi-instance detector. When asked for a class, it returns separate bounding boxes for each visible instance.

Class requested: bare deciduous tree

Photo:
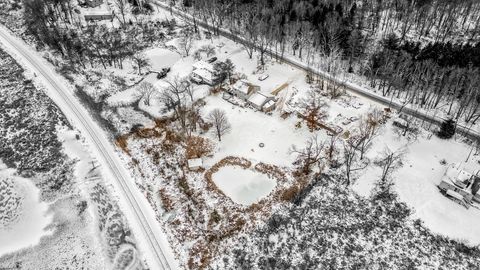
[179,28,195,57]
[208,109,231,141]
[159,77,189,131]
[290,135,326,175]
[137,81,156,106]
[357,109,383,159]
[343,135,367,186]
[132,52,150,75]
[375,147,406,184]
[298,88,329,132]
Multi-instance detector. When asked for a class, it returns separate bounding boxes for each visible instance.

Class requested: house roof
[192,68,214,81]
[188,158,203,168]
[233,79,259,96]
[248,92,271,107]
[264,100,275,108]
[192,61,215,73]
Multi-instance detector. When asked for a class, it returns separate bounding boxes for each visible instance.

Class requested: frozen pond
[212,166,276,205]
[0,173,53,256]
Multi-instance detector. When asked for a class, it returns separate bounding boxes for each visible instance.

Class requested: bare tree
[343,135,367,186]
[137,81,156,106]
[375,147,405,184]
[298,88,329,132]
[178,28,195,57]
[114,0,128,25]
[132,52,150,75]
[357,109,383,159]
[290,135,326,175]
[184,79,195,102]
[159,77,189,131]
[208,109,231,141]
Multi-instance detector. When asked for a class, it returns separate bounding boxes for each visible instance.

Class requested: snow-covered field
[212,166,276,205]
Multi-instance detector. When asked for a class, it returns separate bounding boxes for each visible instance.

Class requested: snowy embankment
[0,166,53,257]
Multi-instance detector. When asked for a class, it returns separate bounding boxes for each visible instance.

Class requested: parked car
[258,74,269,81]
[207,57,218,63]
[156,67,171,79]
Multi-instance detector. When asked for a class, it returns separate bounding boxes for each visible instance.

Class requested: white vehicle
[258,74,269,81]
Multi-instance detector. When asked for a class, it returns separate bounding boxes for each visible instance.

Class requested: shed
[263,100,276,112]
[187,158,203,170]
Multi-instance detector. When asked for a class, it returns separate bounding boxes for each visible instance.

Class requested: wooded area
[182,0,480,125]
[4,0,480,125]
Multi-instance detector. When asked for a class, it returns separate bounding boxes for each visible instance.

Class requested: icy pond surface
[212,166,276,205]
[0,171,53,257]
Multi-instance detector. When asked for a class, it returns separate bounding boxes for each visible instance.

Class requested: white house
[247,92,276,111]
[231,79,260,100]
[438,164,480,208]
[190,61,221,85]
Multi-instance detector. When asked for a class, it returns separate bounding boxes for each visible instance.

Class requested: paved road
[0,27,176,270]
[154,1,480,141]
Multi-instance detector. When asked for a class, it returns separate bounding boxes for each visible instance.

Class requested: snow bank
[212,166,276,205]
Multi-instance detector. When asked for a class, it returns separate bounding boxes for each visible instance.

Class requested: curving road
[153,1,480,141]
[0,27,177,270]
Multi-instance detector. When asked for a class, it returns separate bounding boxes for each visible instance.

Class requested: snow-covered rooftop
[248,92,272,107]
[192,61,215,73]
[188,158,203,169]
[192,68,214,81]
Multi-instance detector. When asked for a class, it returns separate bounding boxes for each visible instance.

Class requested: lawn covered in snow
[354,121,480,245]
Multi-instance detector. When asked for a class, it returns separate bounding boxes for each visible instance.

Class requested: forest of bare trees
[181,0,480,126]
[4,0,480,127]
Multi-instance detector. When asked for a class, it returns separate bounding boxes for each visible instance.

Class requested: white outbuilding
[187,158,203,170]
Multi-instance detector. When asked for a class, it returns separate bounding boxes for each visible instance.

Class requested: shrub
[185,136,213,159]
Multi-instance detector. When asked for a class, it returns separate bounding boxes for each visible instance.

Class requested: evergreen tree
[437,118,456,139]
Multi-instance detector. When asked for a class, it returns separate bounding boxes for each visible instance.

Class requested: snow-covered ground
[354,122,480,245]
[212,166,276,205]
[144,47,180,71]
[0,168,54,257]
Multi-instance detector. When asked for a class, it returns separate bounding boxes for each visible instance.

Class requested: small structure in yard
[83,4,113,21]
[187,158,203,170]
[190,61,222,85]
[247,92,276,111]
[438,164,480,209]
[230,79,260,100]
